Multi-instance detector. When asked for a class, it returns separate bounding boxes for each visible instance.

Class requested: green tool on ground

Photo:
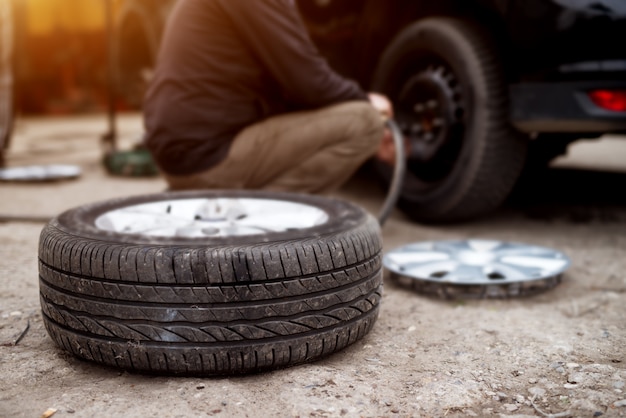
[103,144,159,177]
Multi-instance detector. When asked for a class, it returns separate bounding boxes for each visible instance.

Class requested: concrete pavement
[1,113,625,417]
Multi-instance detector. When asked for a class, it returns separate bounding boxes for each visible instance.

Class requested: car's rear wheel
[372,17,527,222]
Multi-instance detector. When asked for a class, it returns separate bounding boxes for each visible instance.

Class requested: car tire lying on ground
[39,190,383,375]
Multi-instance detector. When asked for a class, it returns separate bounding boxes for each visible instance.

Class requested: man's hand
[376,128,396,165]
[368,93,399,165]
[368,92,393,120]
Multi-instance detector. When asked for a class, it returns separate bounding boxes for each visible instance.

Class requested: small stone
[568,372,585,384]
[408,326,416,332]
[614,399,626,407]
[594,412,603,417]
[9,311,22,317]
[196,383,206,389]
[528,378,538,384]
[614,381,625,389]
[564,383,578,389]
[566,363,580,369]
[515,395,525,403]
[503,403,518,412]
[529,387,546,397]
[496,392,508,400]
[550,362,566,374]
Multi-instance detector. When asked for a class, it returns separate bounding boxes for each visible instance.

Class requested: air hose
[377,119,406,226]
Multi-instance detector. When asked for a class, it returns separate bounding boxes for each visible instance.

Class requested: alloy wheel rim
[95,198,330,237]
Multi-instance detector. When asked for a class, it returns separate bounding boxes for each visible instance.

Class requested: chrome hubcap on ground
[384,239,571,298]
[95,198,329,237]
[0,165,81,181]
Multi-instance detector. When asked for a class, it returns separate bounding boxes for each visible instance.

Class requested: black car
[113,0,626,222]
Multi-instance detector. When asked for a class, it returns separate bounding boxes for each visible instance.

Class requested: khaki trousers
[164,101,383,194]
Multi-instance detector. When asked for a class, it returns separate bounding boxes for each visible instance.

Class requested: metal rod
[101,0,117,152]
[0,214,52,223]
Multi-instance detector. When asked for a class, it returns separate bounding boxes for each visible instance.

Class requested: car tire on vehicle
[0,0,14,166]
[372,17,528,222]
[112,0,163,108]
[38,190,383,375]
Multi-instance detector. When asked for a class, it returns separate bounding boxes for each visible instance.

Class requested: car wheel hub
[397,65,464,163]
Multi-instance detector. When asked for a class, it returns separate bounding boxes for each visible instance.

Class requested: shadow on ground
[348,163,626,225]
[506,167,626,223]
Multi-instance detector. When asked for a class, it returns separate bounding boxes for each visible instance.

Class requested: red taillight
[588,89,626,112]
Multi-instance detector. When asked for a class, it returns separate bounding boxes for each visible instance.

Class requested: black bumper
[509,81,626,134]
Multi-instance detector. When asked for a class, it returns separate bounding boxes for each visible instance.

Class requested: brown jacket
[144,0,367,176]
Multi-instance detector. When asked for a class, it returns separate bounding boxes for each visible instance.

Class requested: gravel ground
[1,114,625,418]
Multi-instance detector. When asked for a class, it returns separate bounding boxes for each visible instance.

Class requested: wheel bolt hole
[430,271,448,279]
[488,272,506,280]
